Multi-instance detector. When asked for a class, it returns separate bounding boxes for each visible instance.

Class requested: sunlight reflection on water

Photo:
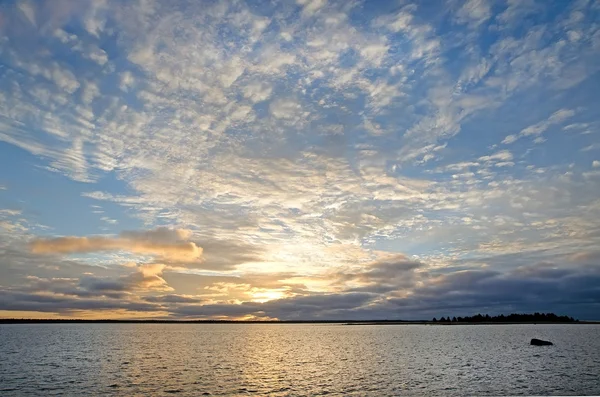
[1,324,599,396]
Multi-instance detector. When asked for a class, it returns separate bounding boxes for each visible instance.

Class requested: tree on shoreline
[430,312,576,323]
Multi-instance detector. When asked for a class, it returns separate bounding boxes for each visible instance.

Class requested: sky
[0,0,599,321]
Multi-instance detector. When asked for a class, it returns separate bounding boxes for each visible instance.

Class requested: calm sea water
[1,324,599,396]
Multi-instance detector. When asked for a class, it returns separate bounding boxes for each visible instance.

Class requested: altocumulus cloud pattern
[0,0,599,320]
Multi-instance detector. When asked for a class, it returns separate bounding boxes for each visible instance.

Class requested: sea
[1,323,599,396]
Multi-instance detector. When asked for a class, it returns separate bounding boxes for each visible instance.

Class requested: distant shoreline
[343,321,600,325]
[1,319,598,325]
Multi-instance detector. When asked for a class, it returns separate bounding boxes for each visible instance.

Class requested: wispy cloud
[502,109,577,145]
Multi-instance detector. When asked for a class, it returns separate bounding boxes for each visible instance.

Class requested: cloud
[297,0,327,17]
[185,237,263,270]
[332,254,424,293]
[455,0,491,27]
[0,209,21,216]
[478,150,513,163]
[242,81,272,103]
[119,71,135,91]
[30,228,202,261]
[580,142,600,151]
[570,250,600,264]
[522,109,576,136]
[501,135,518,145]
[503,109,577,145]
[0,0,599,320]
[495,0,538,27]
[136,260,600,320]
[17,0,36,26]
[116,263,173,292]
[144,294,202,304]
[2,243,600,319]
[13,263,172,299]
[0,290,160,314]
[269,98,303,120]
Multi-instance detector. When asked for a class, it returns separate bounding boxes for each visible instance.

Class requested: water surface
[1,324,599,396]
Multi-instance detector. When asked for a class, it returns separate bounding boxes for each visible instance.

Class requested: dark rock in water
[531,338,553,346]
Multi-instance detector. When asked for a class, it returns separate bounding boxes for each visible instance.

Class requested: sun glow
[250,289,287,303]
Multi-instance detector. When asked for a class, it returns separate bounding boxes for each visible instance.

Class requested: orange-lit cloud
[30,228,202,261]
[129,263,172,291]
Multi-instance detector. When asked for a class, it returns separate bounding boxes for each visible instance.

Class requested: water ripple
[0,324,599,396]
